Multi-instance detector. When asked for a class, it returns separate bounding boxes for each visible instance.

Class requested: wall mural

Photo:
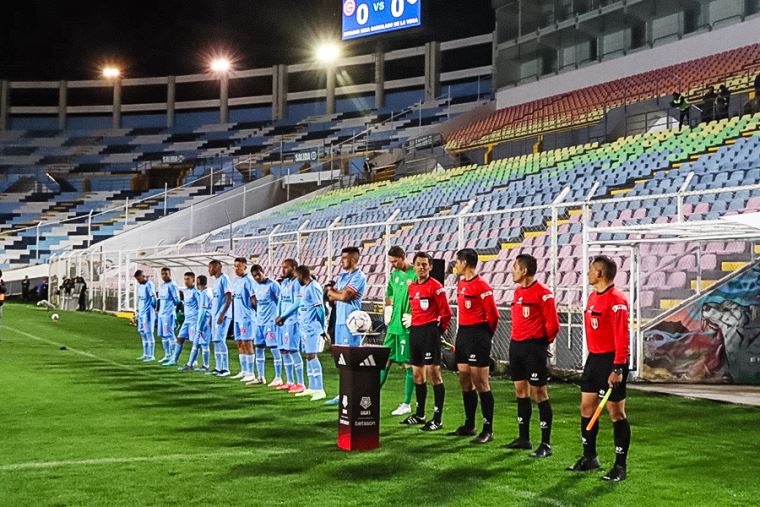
[643,263,760,384]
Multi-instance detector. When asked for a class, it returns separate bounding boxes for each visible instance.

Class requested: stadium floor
[0,303,757,506]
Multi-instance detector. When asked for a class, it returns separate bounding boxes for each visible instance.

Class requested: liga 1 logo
[343,0,356,16]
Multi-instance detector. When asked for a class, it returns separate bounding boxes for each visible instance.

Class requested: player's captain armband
[480,290,493,299]
[612,304,628,312]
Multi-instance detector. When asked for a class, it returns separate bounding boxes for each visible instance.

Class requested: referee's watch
[612,367,624,375]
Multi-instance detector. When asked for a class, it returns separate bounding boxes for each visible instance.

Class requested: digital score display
[342,0,422,40]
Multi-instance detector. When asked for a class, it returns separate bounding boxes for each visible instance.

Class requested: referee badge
[420,299,429,311]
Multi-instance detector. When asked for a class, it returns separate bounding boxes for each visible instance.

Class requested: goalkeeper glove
[384,306,393,325]
[401,313,412,329]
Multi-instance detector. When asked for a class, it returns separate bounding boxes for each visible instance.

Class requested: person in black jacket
[700,86,717,123]
[716,85,731,121]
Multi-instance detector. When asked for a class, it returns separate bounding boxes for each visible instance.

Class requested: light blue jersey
[211,273,233,319]
[137,280,157,319]
[298,279,325,332]
[196,287,214,345]
[253,278,280,326]
[278,277,300,325]
[159,280,180,316]
[233,274,255,325]
[334,268,366,325]
[181,287,200,322]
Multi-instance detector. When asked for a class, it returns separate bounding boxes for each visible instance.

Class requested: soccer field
[0,304,757,506]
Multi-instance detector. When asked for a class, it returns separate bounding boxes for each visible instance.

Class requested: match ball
[51,313,60,321]
[346,310,372,334]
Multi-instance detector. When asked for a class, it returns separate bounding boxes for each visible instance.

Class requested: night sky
[0,0,494,81]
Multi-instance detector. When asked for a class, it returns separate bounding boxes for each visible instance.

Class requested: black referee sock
[581,416,599,458]
[538,400,553,445]
[517,397,532,440]
[613,418,631,468]
[479,391,494,434]
[433,383,445,424]
[463,390,478,429]
[415,383,427,419]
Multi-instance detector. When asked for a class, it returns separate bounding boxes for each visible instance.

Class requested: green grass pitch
[1,303,758,506]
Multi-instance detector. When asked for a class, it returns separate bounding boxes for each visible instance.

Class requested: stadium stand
[445,43,760,151]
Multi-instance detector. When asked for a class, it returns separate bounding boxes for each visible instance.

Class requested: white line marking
[0,449,292,472]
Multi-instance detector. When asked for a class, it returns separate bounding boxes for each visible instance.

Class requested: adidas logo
[359,355,377,367]
[338,354,347,366]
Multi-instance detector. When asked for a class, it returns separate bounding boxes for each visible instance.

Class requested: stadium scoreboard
[342,0,422,40]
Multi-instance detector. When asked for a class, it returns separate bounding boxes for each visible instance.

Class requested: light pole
[101,66,121,129]
[210,58,231,124]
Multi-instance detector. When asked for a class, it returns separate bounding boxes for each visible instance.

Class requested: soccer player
[157,267,180,364]
[169,272,200,367]
[184,274,213,372]
[133,270,157,361]
[567,256,631,482]
[448,248,499,444]
[294,265,327,401]
[275,259,306,393]
[401,252,452,432]
[382,246,417,416]
[208,259,232,377]
[248,265,282,386]
[324,246,367,405]
[505,254,560,458]
[231,258,257,382]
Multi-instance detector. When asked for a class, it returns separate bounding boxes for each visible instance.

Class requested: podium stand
[331,345,390,451]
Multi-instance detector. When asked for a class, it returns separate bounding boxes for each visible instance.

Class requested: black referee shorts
[509,338,550,386]
[409,322,442,366]
[581,352,628,402]
[455,323,492,367]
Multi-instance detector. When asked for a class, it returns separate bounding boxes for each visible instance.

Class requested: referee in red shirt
[400,252,452,432]
[505,254,559,458]
[447,248,499,444]
[567,255,631,482]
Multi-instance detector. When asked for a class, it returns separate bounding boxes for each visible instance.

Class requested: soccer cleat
[241,375,256,383]
[206,369,220,375]
[142,356,156,362]
[446,425,477,437]
[504,437,532,450]
[158,356,170,364]
[194,366,209,372]
[289,384,306,394]
[530,443,553,458]
[216,370,231,377]
[231,371,246,380]
[324,396,340,406]
[268,377,284,387]
[136,355,147,360]
[163,360,177,367]
[310,390,327,401]
[391,403,412,416]
[420,420,444,432]
[245,377,266,386]
[276,383,294,391]
[566,456,601,472]
[178,365,194,372]
[601,465,627,482]
[295,388,315,397]
[400,415,426,425]
[471,432,494,444]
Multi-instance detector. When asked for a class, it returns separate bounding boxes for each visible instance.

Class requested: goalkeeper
[380,246,417,417]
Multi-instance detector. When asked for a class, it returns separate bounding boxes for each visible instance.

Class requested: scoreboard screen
[341,0,422,41]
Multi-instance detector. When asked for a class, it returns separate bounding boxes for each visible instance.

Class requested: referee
[448,248,499,444]
[505,254,559,458]
[400,252,452,432]
[567,256,631,482]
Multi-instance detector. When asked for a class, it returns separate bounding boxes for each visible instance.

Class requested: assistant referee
[566,255,631,482]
